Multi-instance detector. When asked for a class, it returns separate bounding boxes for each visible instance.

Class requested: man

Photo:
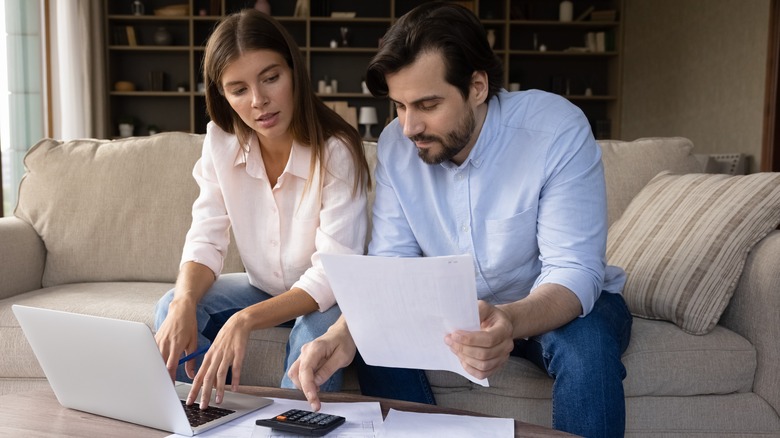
[289,2,632,436]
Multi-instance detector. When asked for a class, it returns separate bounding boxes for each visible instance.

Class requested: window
[0,0,45,217]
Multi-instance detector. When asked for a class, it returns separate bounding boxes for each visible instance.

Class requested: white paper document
[320,254,488,386]
[377,409,514,438]
[167,398,383,438]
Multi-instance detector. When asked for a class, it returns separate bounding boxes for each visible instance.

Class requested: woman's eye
[264,74,279,83]
[229,87,246,96]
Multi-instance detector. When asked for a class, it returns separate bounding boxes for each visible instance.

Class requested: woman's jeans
[153,272,344,391]
[356,292,633,438]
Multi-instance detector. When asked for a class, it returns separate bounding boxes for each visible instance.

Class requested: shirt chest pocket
[483,208,539,276]
[286,217,318,273]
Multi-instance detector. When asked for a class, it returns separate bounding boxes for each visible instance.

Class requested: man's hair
[366,1,503,101]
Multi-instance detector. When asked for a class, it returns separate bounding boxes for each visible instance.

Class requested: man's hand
[186,311,251,409]
[444,300,515,380]
[288,317,356,411]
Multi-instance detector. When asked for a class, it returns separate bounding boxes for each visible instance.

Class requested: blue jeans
[514,292,632,437]
[153,272,344,391]
[356,292,632,437]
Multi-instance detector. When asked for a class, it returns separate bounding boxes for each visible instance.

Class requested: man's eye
[420,103,438,111]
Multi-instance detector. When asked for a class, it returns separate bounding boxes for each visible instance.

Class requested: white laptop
[12,304,273,436]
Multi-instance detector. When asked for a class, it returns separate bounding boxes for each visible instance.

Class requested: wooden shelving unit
[105,0,623,139]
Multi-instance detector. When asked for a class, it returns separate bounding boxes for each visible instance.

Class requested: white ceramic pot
[119,123,134,137]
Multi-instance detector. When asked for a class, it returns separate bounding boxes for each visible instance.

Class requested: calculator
[256,409,346,436]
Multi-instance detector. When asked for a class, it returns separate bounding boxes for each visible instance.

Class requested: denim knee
[154,288,175,331]
[281,305,344,391]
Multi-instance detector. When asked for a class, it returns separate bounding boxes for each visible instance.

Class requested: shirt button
[273,272,281,278]
[270,240,278,246]
[461,225,469,232]
[456,174,464,180]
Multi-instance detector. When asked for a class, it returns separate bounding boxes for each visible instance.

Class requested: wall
[621,0,770,173]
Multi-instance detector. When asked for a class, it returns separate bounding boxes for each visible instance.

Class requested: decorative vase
[559,1,573,22]
[119,123,134,137]
[487,29,496,49]
[339,27,350,47]
[131,0,144,15]
[154,27,172,46]
[254,0,271,15]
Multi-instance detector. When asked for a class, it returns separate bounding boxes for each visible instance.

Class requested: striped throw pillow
[607,171,780,335]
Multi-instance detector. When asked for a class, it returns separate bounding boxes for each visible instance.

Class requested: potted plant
[147,124,160,135]
[118,115,136,137]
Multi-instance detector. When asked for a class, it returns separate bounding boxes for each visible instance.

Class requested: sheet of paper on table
[377,409,514,438]
[166,398,383,438]
[320,254,488,386]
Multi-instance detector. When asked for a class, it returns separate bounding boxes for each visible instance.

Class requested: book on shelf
[575,6,595,21]
[112,27,128,45]
[595,32,606,52]
[590,9,617,21]
[126,26,138,46]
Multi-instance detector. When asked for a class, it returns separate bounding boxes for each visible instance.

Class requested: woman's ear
[470,70,489,105]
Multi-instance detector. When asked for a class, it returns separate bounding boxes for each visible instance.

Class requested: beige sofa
[1,132,779,437]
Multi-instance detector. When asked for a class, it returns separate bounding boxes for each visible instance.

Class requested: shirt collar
[233,135,312,182]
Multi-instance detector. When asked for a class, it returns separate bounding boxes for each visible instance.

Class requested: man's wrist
[495,302,521,339]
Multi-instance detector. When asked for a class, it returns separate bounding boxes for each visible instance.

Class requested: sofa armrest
[0,217,45,300]
[720,230,780,415]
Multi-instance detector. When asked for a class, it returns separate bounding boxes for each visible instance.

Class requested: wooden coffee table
[0,386,574,437]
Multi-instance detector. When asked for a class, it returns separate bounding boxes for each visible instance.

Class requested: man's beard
[410,107,476,165]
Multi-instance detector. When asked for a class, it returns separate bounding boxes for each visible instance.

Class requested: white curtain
[49,0,107,139]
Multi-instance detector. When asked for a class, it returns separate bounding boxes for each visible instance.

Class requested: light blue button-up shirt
[368,90,625,316]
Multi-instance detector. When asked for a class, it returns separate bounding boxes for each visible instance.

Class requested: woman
[154,9,369,409]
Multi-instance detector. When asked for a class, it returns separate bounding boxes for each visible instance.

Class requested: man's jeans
[153,273,344,391]
[356,292,632,438]
[515,292,633,437]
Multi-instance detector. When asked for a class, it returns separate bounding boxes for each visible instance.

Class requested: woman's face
[221,49,295,145]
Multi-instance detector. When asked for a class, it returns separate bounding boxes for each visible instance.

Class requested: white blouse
[181,122,368,311]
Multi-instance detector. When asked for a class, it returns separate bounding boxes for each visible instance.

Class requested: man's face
[386,51,480,166]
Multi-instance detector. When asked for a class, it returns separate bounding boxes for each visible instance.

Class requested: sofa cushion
[607,171,780,334]
[598,137,703,226]
[14,133,242,287]
[427,317,755,399]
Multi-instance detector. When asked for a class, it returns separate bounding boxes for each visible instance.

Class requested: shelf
[110,91,194,97]
[105,0,623,139]
[510,50,618,56]
[509,19,619,27]
[108,46,191,51]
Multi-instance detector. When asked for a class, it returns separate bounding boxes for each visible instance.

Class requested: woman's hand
[155,301,200,381]
[186,310,251,409]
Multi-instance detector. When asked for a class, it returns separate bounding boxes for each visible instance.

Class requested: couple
[153,3,632,437]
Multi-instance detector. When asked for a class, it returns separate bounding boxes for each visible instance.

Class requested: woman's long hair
[203,9,369,195]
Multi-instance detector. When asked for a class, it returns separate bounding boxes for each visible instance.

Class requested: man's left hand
[444,300,515,380]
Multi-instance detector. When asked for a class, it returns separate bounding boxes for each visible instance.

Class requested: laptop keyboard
[180,400,236,427]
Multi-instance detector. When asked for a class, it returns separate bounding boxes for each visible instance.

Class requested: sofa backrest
[15,133,243,288]
[13,133,702,288]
